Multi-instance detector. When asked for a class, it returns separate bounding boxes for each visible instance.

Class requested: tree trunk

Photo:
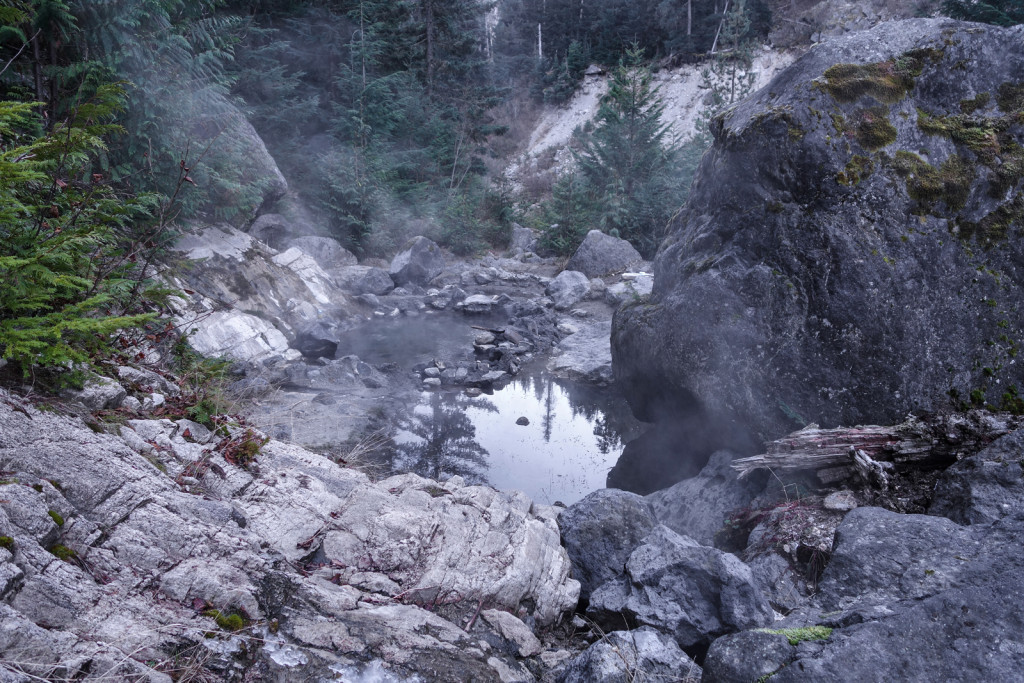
[424,0,435,98]
[731,412,1024,485]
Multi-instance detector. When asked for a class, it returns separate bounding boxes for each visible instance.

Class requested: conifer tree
[552,46,684,257]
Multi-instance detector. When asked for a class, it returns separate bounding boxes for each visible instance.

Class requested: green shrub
[0,87,160,372]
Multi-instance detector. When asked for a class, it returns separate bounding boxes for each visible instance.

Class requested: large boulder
[646,450,767,546]
[287,236,358,271]
[332,265,395,296]
[565,230,643,278]
[587,525,774,650]
[713,507,1024,681]
[548,320,613,385]
[558,489,657,602]
[612,20,1024,444]
[169,225,355,362]
[389,236,445,286]
[929,428,1024,525]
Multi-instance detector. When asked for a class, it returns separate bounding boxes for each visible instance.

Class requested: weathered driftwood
[732,411,1024,482]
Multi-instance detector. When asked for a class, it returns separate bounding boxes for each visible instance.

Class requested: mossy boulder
[612,19,1024,455]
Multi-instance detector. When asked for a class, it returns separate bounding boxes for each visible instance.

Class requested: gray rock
[509,224,537,254]
[612,20,1024,443]
[565,230,642,278]
[735,507,1024,681]
[287,236,358,270]
[604,273,653,307]
[823,490,859,512]
[702,630,794,683]
[390,236,445,286]
[481,609,541,657]
[646,450,766,546]
[248,213,292,250]
[930,428,1024,525]
[116,366,180,397]
[169,225,356,363]
[60,377,126,411]
[547,321,613,385]
[588,525,773,649]
[0,389,581,680]
[545,271,591,311]
[557,627,701,683]
[456,294,501,314]
[332,265,395,296]
[558,489,656,601]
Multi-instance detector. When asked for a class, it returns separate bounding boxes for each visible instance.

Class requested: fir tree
[941,0,1024,25]
[546,46,684,257]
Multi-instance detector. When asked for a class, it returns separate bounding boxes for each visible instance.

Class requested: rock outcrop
[613,19,1024,444]
[0,389,580,681]
[169,225,357,362]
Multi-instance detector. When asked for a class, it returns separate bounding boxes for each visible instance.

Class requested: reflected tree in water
[396,392,497,483]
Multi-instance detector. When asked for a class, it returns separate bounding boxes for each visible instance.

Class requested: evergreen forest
[0,0,1021,371]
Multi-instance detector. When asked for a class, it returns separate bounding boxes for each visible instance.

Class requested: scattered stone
[558,627,700,683]
[516,417,530,426]
[422,378,442,388]
[457,294,501,314]
[702,630,794,683]
[61,376,126,411]
[646,450,767,546]
[332,265,395,296]
[141,393,166,411]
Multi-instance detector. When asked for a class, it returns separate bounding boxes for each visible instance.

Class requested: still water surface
[392,371,642,505]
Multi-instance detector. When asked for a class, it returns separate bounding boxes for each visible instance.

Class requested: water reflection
[391,372,642,505]
[394,391,496,484]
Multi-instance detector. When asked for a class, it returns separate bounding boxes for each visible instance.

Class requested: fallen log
[732,411,1024,484]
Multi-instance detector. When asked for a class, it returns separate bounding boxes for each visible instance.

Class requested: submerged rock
[612,19,1024,443]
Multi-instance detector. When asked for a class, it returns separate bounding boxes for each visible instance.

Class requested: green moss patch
[47,510,64,527]
[49,544,76,562]
[890,151,975,214]
[837,155,874,185]
[852,106,898,150]
[757,626,834,646]
[997,82,1024,113]
[0,536,14,551]
[960,92,991,115]
[820,49,941,104]
[204,609,247,632]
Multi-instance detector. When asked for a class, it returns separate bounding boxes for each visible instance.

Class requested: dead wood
[732,411,1024,484]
